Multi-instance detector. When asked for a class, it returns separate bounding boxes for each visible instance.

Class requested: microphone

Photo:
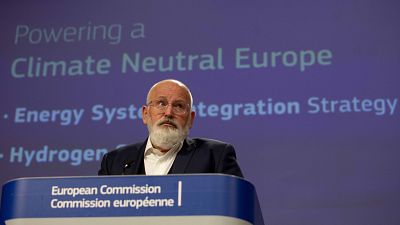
[122,161,135,175]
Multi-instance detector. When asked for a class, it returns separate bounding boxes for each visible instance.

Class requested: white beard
[148,120,189,150]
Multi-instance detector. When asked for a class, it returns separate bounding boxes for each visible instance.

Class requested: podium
[1,174,264,225]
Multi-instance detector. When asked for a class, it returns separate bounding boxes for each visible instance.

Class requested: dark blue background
[1,1,399,224]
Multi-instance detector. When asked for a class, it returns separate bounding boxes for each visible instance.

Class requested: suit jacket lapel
[124,140,147,175]
[169,138,196,174]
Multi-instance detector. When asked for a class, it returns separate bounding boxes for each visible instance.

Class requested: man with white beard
[98,79,243,177]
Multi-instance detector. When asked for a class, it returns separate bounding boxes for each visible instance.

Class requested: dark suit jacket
[98,137,243,177]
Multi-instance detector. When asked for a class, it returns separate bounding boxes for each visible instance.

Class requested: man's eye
[156,101,167,107]
[174,103,185,109]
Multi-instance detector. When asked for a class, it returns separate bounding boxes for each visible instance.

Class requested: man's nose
[163,104,174,116]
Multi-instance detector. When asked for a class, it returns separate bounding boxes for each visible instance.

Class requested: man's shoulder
[106,141,146,157]
[189,137,233,149]
[190,137,229,144]
[188,137,241,176]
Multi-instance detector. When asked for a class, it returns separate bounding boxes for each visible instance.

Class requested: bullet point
[3,114,8,119]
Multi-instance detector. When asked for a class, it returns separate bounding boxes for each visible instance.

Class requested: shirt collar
[144,137,184,156]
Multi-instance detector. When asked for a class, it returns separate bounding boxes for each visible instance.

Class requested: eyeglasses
[147,100,190,115]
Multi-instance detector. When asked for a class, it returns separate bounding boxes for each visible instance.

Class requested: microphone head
[123,161,135,169]
[122,161,135,175]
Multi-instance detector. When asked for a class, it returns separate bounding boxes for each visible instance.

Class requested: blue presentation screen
[1,1,399,224]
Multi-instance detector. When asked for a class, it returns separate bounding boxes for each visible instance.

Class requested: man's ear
[188,111,196,129]
[142,105,149,125]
